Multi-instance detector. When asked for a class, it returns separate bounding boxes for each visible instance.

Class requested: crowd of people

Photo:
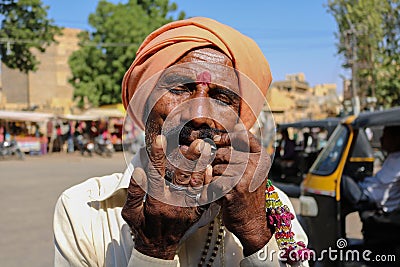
[0,117,142,156]
[48,120,114,153]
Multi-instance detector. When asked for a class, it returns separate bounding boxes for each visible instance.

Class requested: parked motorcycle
[94,136,114,157]
[0,140,24,160]
[76,134,94,157]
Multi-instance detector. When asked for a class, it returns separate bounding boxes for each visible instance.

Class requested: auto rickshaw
[269,118,340,196]
[300,107,400,266]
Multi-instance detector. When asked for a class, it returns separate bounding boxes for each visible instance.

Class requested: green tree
[69,0,185,108]
[327,0,400,108]
[375,1,400,107]
[0,0,61,72]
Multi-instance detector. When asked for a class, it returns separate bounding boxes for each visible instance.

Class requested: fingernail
[156,135,164,147]
[196,139,205,152]
[206,164,212,176]
[213,135,221,142]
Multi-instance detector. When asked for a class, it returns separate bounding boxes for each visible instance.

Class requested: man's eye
[168,85,191,95]
[213,95,232,106]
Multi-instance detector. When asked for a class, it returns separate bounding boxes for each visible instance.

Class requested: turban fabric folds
[122,17,272,130]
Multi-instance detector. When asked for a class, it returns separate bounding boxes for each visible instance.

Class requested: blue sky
[42,0,346,93]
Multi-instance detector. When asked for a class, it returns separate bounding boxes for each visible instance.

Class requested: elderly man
[54,17,309,267]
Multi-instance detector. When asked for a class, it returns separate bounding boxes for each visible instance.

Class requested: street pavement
[0,152,127,267]
[0,152,362,267]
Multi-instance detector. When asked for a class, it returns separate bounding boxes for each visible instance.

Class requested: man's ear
[143,101,150,125]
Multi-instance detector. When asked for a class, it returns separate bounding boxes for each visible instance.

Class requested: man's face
[380,127,400,153]
[144,48,241,155]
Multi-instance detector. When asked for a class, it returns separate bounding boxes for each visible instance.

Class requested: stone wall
[1,28,81,113]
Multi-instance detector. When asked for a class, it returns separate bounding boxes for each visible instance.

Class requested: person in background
[342,125,400,213]
[90,121,98,140]
[278,129,296,160]
[0,123,4,142]
[55,124,63,152]
[46,120,54,153]
[67,121,75,153]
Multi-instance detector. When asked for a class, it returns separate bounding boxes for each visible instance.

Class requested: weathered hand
[211,125,273,256]
[121,135,212,260]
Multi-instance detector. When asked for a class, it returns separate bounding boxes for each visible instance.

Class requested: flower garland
[266,179,311,265]
[198,179,311,266]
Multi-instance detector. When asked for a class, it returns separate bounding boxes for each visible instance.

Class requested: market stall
[82,106,126,151]
[0,110,55,155]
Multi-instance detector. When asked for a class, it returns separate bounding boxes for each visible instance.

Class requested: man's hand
[121,135,212,260]
[211,125,273,256]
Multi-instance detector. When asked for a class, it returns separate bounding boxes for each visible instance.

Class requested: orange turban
[122,17,272,130]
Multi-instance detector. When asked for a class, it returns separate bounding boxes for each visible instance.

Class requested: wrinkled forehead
[157,48,240,94]
[178,48,234,66]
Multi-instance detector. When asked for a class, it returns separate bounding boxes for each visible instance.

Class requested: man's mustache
[163,121,227,146]
[162,122,224,182]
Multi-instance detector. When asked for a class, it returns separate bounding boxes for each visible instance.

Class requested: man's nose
[181,90,215,128]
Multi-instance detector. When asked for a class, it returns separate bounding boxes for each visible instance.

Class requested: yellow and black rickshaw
[269,118,340,196]
[299,107,400,266]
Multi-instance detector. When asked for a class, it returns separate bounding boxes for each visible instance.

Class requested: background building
[1,31,342,124]
[266,73,342,124]
[1,28,81,114]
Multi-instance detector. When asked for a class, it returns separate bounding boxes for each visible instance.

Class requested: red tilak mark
[196,71,211,86]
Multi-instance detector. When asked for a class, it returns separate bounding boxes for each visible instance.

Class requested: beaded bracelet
[266,179,311,265]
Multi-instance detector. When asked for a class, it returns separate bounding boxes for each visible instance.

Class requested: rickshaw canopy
[277,117,341,137]
[351,107,400,128]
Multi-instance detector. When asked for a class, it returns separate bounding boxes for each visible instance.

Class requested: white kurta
[54,155,308,267]
[359,151,400,212]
